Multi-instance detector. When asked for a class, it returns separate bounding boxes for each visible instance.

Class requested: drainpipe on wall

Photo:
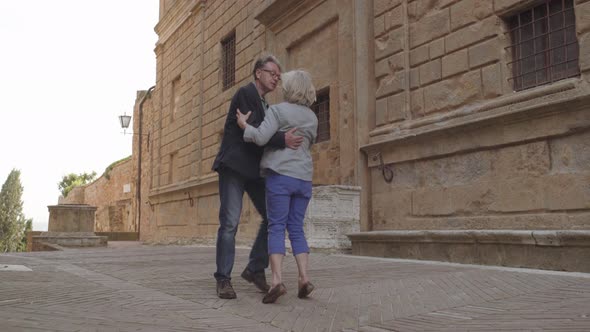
[137,86,155,240]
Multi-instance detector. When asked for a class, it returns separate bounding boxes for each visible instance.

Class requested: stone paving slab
[1,243,590,331]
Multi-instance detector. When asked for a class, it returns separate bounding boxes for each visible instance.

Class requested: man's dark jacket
[212,82,285,179]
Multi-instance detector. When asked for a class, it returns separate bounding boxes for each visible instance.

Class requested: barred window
[311,88,330,143]
[221,32,236,90]
[506,0,579,91]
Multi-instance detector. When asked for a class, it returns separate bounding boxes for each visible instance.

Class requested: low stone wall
[348,230,590,272]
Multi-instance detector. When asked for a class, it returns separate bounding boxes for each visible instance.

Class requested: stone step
[347,230,590,273]
[32,232,107,249]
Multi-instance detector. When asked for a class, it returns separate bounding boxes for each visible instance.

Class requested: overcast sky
[0,1,159,231]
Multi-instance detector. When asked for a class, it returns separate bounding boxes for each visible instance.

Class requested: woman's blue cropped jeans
[265,172,312,256]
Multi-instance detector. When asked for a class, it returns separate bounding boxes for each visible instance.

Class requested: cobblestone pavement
[1,243,590,331]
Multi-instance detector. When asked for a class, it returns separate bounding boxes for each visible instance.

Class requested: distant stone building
[60,157,135,232]
[126,0,589,269]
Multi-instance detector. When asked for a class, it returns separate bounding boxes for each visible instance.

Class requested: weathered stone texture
[369,135,590,229]
[550,131,590,173]
[410,88,424,117]
[579,33,590,72]
[442,49,469,78]
[419,59,442,85]
[493,0,523,13]
[409,44,429,67]
[578,1,590,34]
[450,0,493,31]
[409,9,450,48]
[376,71,406,97]
[429,38,445,59]
[423,70,481,113]
[468,37,500,68]
[375,52,405,78]
[374,0,403,16]
[375,28,404,60]
[481,62,503,97]
[445,16,498,53]
[384,4,404,31]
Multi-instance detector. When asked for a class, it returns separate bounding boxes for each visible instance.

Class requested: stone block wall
[366,0,590,232]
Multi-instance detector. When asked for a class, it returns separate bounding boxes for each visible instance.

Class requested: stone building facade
[130,0,589,268]
[138,0,370,244]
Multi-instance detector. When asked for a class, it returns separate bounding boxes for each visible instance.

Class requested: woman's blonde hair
[281,70,316,107]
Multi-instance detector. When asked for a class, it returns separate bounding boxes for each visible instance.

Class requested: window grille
[506,0,579,91]
[311,89,330,143]
[221,32,236,91]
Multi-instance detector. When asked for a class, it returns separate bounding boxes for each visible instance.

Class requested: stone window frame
[168,151,177,185]
[505,0,580,91]
[220,31,236,91]
[170,74,181,122]
[311,87,330,143]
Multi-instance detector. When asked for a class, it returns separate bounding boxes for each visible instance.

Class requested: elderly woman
[236,70,317,304]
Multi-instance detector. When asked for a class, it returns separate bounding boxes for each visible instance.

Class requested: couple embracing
[212,54,318,304]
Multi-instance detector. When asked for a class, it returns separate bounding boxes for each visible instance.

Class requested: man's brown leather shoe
[216,279,237,299]
[241,268,270,292]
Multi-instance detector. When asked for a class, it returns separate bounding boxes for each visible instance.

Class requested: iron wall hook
[373,152,394,183]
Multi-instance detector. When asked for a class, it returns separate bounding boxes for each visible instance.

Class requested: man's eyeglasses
[260,69,281,80]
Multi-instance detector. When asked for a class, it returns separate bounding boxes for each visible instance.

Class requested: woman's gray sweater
[243,102,318,181]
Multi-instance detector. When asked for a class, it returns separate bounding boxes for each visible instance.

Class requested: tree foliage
[20,219,32,251]
[58,171,97,197]
[0,169,29,252]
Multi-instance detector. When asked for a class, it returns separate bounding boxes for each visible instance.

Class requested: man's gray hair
[252,54,282,80]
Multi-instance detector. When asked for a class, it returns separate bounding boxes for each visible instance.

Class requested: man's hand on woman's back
[285,128,303,149]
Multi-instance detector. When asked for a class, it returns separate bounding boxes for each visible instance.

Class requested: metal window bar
[505,0,579,91]
[311,90,330,143]
[221,33,236,90]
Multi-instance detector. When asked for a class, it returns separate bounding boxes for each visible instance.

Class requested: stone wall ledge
[363,78,590,166]
[148,173,217,198]
[347,230,590,247]
[47,204,97,211]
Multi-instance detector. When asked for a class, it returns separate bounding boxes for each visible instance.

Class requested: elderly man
[211,54,302,299]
